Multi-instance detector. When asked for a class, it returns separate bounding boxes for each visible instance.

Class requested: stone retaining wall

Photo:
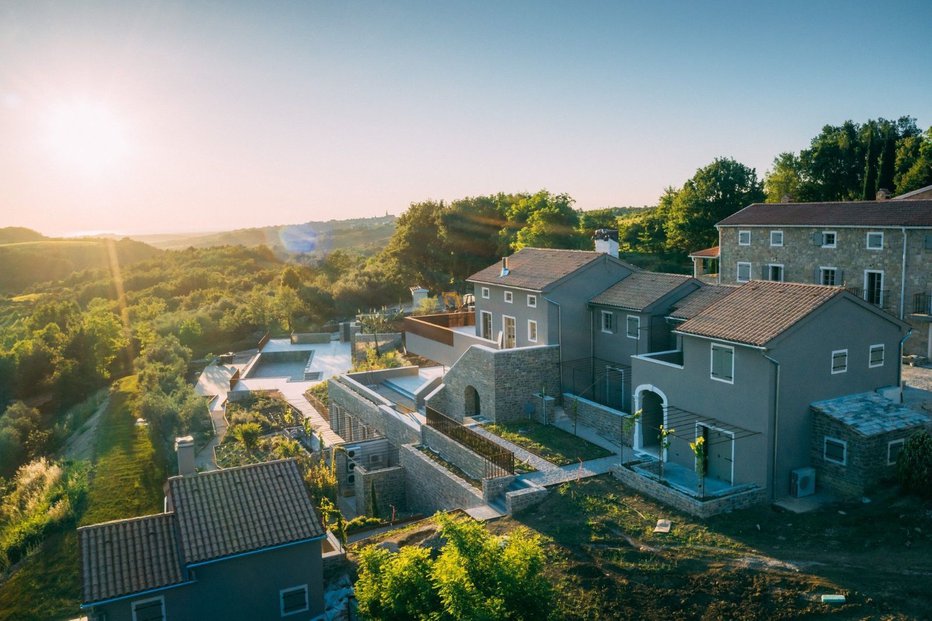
[399,445,484,514]
[505,485,549,514]
[482,475,516,503]
[421,425,490,481]
[613,465,766,518]
[354,464,406,519]
[328,378,420,447]
[563,393,634,447]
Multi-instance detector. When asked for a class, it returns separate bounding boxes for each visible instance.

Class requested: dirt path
[60,396,110,461]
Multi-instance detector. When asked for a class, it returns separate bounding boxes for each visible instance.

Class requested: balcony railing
[846,287,893,313]
[913,293,932,316]
[403,312,475,347]
[425,407,514,478]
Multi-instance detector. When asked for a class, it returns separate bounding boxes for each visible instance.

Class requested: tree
[664,158,764,253]
[355,512,554,621]
[440,195,508,287]
[896,430,932,497]
[510,191,587,251]
[233,422,261,453]
[895,127,932,193]
[764,152,804,202]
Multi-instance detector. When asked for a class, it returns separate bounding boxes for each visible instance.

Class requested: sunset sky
[1,1,931,236]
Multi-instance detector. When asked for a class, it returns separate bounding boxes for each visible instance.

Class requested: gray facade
[631,294,905,499]
[718,223,932,356]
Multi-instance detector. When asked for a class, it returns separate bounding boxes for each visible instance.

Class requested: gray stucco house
[715,195,932,356]
[78,459,327,621]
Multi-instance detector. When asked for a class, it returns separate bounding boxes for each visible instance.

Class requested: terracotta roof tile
[717,200,932,227]
[688,246,720,258]
[677,281,844,346]
[79,513,185,604]
[669,285,738,320]
[168,459,324,564]
[590,272,695,311]
[467,248,635,291]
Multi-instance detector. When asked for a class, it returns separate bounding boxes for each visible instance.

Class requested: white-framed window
[736,262,751,283]
[823,437,847,465]
[738,230,751,246]
[770,230,784,247]
[710,343,734,384]
[503,290,513,303]
[866,231,884,250]
[601,310,614,334]
[527,294,537,308]
[528,320,538,342]
[132,596,165,621]
[822,231,837,248]
[820,267,838,286]
[869,344,885,368]
[280,584,309,617]
[887,439,905,466]
[864,270,884,306]
[831,349,848,374]
[481,287,490,299]
[767,264,784,282]
[626,315,639,340]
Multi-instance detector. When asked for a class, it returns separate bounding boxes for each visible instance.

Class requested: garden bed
[484,420,612,466]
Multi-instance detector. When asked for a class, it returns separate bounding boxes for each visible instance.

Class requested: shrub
[896,430,932,497]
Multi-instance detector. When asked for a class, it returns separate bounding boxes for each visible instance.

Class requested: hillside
[0,227,47,245]
[131,215,397,257]
[0,237,161,294]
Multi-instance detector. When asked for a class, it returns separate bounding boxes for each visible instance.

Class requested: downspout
[900,226,907,320]
[763,352,780,501]
[545,297,563,392]
[897,328,913,400]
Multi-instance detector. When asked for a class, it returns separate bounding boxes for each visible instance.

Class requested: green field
[0,376,166,621]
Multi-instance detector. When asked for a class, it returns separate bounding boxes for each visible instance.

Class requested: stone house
[78,458,330,621]
[714,196,932,356]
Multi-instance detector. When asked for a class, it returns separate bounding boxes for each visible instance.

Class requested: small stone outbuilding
[811,392,931,497]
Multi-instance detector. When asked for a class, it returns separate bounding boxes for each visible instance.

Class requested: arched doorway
[634,385,667,458]
[465,386,480,418]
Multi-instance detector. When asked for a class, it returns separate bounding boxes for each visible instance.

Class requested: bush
[346,515,383,534]
[896,430,932,497]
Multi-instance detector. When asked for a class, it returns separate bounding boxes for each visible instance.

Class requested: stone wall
[482,475,516,503]
[505,485,549,514]
[328,378,420,447]
[399,445,484,514]
[429,344,561,423]
[810,410,927,497]
[354,464,406,518]
[291,332,331,344]
[421,425,490,481]
[563,393,634,447]
[613,465,767,518]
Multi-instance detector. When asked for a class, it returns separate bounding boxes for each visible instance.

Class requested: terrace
[404,311,498,366]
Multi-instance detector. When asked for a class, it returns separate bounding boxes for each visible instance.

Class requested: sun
[43,100,129,177]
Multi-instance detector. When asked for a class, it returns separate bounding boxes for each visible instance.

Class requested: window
[601,310,614,333]
[626,315,639,340]
[281,585,309,616]
[822,231,837,248]
[737,262,751,283]
[864,270,884,306]
[819,267,838,286]
[767,264,784,282]
[710,343,734,383]
[132,597,165,621]
[528,320,538,342]
[503,290,513,303]
[527,294,537,308]
[824,437,847,465]
[831,349,848,374]
[738,230,751,246]
[869,344,885,368]
[481,287,490,299]
[888,439,905,466]
[770,230,783,247]
[866,231,884,250]
[480,310,492,340]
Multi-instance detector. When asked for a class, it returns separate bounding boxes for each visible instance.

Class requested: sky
[1,1,931,237]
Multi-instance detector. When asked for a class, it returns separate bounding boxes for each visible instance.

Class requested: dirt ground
[60,395,110,462]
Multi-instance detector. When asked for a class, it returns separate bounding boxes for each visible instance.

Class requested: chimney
[175,436,195,476]
[500,256,510,276]
[593,229,619,258]
[876,188,891,200]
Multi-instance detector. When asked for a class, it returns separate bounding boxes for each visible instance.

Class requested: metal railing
[913,292,932,315]
[425,407,514,478]
[846,287,893,313]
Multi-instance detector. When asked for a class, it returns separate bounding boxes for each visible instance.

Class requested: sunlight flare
[42,100,130,177]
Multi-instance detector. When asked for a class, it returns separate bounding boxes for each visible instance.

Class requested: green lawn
[484,420,612,466]
[0,376,166,621]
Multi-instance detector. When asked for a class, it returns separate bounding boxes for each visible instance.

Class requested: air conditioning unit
[347,461,356,473]
[790,467,816,498]
[345,446,360,459]
[346,474,355,485]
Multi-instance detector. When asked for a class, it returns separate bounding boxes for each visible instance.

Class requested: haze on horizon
[1,0,931,237]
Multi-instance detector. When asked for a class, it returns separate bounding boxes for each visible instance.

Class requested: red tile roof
[467,248,635,291]
[590,272,695,311]
[668,284,738,320]
[677,281,844,346]
[717,200,932,227]
[688,246,720,259]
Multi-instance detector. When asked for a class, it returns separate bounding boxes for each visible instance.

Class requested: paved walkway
[470,426,558,472]
[195,396,228,472]
[520,454,620,487]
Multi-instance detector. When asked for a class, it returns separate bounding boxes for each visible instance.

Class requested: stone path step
[464,504,506,521]
[470,426,559,472]
[520,455,620,487]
